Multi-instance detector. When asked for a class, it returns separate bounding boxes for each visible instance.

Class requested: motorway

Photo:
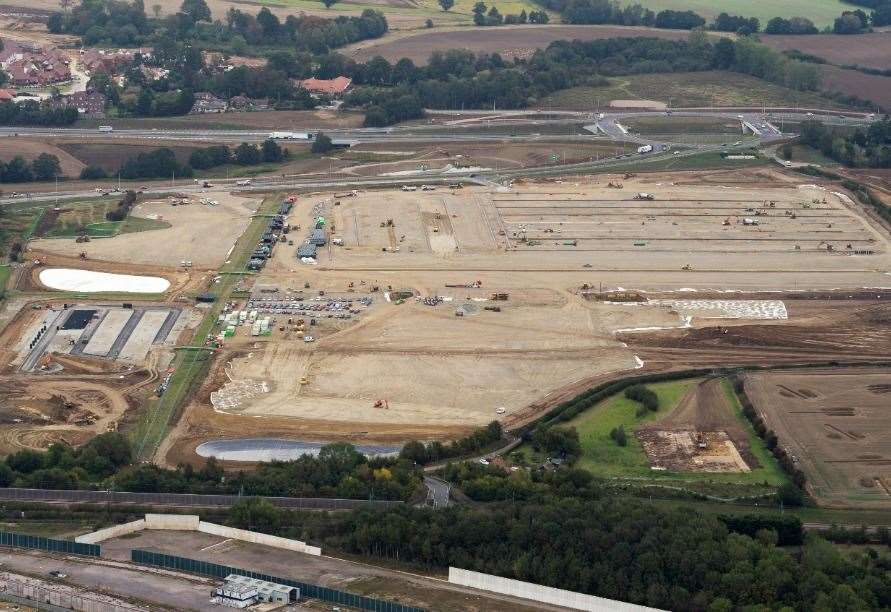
[0,107,877,205]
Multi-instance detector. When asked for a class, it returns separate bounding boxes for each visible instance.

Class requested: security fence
[1,575,145,612]
[132,550,426,612]
[0,531,99,556]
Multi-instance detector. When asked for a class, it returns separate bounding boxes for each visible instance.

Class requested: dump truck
[637,144,653,154]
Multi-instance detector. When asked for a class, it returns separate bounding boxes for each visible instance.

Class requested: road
[423,476,451,508]
[0,106,876,206]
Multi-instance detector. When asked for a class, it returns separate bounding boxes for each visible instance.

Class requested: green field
[605,150,768,172]
[0,206,43,264]
[780,143,840,166]
[39,200,170,238]
[619,0,854,28]
[624,116,744,135]
[261,0,540,23]
[542,71,851,110]
[516,378,787,491]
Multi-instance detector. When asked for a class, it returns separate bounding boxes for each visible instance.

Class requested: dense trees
[311,133,334,153]
[0,101,78,127]
[105,190,138,221]
[625,383,659,412]
[399,421,503,465]
[763,16,819,34]
[237,498,889,611]
[119,147,191,179]
[711,12,759,34]
[0,437,422,500]
[799,118,891,167]
[834,9,871,33]
[0,154,61,183]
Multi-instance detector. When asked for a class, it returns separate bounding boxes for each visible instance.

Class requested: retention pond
[195,438,401,462]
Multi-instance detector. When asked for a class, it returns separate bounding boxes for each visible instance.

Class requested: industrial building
[212,574,298,608]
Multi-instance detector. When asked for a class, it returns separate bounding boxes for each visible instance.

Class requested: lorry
[637,144,653,154]
[269,131,311,140]
[633,192,655,201]
[98,125,113,132]
[236,179,252,187]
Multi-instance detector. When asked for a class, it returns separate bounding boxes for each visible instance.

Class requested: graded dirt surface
[98,530,556,612]
[349,24,696,63]
[160,170,891,462]
[761,32,891,71]
[31,192,261,268]
[637,378,754,473]
[744,368,891,509]
[0,139,87,177]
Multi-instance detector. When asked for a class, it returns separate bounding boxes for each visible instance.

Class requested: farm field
[618,0,853,28]
[818,65,891,111]
[540,72,850,110]
[744,368,891,509]
[348,24,696,63]
[77,110,365,131]
[762,32,891,71]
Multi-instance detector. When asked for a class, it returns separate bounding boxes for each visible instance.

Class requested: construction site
[154,169,891,472]
[1,167,890,498]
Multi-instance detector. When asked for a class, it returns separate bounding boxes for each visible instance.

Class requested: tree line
[0,154,63,183]
[340,34,821,126]
[48,0,388,54]
[798,118,891,167]
[222,495,890,611]
[0,101,78,127]
[0,434,422,501]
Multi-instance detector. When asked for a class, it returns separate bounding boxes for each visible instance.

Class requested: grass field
[0,207,43,264]
[606,150,768,172]
[781,144,840,167]
[623,116,744,135]
[38,200,170,238]
[260,0,539,23]
[542,72,851,110]
[516,378,787,489]
[619,0,854,28]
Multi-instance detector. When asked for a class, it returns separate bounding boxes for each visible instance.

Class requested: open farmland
[349,24,696,63]
[540,72,850,110]
[744,368,891,509]
[818,65,891,111]
[762,32,891,71]
[0,139,86,177]
[617,0,852,28]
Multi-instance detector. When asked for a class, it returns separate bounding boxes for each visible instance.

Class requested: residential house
[48,89,107,118]
[190,92,227,114]
[228,95,270,112]
[299,76,352,97]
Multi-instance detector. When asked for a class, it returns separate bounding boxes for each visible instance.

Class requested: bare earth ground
[818,65,891,110]
[161,170,891,462]
[638,378,753,473]
[761,32,891,71]
[745,368,891,509]
[0,139,87,177]
[97,530,561,612]
[347,24,698,63]
[31,191,261,268]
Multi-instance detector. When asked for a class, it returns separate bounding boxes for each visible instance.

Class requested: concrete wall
[74,514,321,556]
[145,514,200,530]
[75,519,145,544]
[448,568,663,612]
[198,521,321,556]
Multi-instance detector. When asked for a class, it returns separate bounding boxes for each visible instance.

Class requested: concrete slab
[117,310,171,363]
[83,309,132,357]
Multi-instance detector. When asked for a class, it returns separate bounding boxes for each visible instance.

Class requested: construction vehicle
[633,192,655,201]
[299,377,309,385]
[681,264,693,271]
[75,235,90,243]
[78,252,88,259]
[694,432,707,449]
[484,305,502,312]
[490,293,509,301]
[373,399,389,409]
[722,218,731,226]
[607,182,623,188]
